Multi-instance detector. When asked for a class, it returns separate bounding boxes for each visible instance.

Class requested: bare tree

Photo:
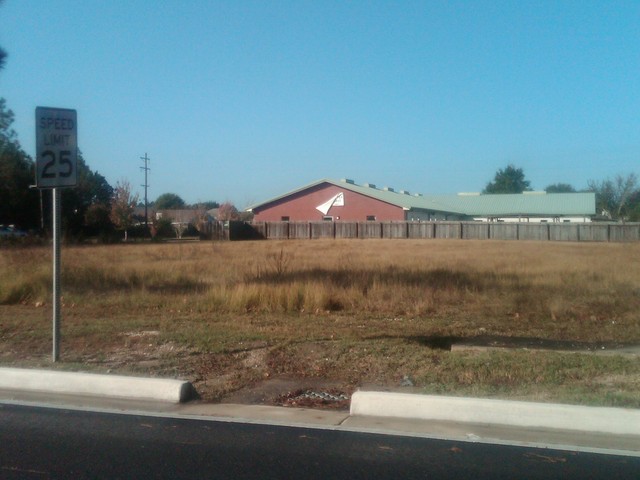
[588,173,638,221]
[110,180,139,241]
[217,202,240,221]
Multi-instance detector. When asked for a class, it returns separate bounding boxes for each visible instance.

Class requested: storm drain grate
[276,389,351,408]
[292,390,349,402]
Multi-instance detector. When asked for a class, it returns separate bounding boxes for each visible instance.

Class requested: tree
[0,2,7,73]
[150,216,174,239]
[0,98,19,150]
[0,7,7,74]
[110,180,139,241]
[0,12,6,74]
[195,200,220,210]
[483,164,532,194]
[0,145,39,229]
[0,98,114,237]
[0,0,7,70]
[625,190,640,222]
[545,183,576,193]
[0,98,40,230]
[85,203,113,239]
[588,173,639,221]
[58,152,113,238]
[217,202,240,221]
[154,192,185,210]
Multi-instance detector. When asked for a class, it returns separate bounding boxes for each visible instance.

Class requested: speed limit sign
[35,107,77,188]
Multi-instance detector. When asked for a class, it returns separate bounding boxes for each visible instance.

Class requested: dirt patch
[81,331,190,373]
[219,376,351,409]
[590,373,640,387]
[185,343,361,406]
[408,334,640,355]
[448,335,640,356]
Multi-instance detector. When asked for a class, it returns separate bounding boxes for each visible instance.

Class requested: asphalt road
[1,403,637,479]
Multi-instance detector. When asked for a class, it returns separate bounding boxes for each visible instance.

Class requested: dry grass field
[1,239,640,408]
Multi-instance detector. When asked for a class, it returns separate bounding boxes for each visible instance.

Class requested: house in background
[247,178,596,223]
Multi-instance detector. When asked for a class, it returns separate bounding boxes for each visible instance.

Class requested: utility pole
[140,153,150,229]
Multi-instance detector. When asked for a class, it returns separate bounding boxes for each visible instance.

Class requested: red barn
[247,178,597,223]
[248,178,442,222]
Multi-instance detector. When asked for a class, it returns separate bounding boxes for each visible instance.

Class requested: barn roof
[429,192,595,216]
[247,179,596,217]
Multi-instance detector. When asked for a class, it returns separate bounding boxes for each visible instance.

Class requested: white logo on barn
[316,192,345,215]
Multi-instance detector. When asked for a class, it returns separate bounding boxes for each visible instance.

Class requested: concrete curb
[350,391,640,436]
[0,368,192,404]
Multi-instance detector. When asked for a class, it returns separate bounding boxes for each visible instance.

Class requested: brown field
[1,239,639,408]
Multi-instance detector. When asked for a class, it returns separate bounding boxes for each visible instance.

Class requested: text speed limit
[35,107,77,188]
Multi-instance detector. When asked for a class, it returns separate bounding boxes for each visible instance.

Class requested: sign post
[35,107,77,362]
[52,188,61,360]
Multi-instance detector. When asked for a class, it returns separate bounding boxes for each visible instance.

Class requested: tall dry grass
[1,239,639,342]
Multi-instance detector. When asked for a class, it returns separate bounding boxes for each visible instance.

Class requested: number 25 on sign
[35,107,77,188]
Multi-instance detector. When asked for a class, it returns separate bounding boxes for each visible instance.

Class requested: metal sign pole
[52,187,61,362]
[35,106,77,363]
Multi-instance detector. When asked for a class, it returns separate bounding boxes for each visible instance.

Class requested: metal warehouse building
[247,178,596,223]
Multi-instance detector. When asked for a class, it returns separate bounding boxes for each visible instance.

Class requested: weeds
[2,239,640,408]
[252,247,292,280]
[2,240,640,342]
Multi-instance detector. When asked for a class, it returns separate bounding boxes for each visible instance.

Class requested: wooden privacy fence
[198,221,263,241]
[244,221,640,243]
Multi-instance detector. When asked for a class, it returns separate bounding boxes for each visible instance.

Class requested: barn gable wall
[253,183,405,222]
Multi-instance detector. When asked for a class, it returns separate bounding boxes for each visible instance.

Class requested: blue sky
[1,1,638,208]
